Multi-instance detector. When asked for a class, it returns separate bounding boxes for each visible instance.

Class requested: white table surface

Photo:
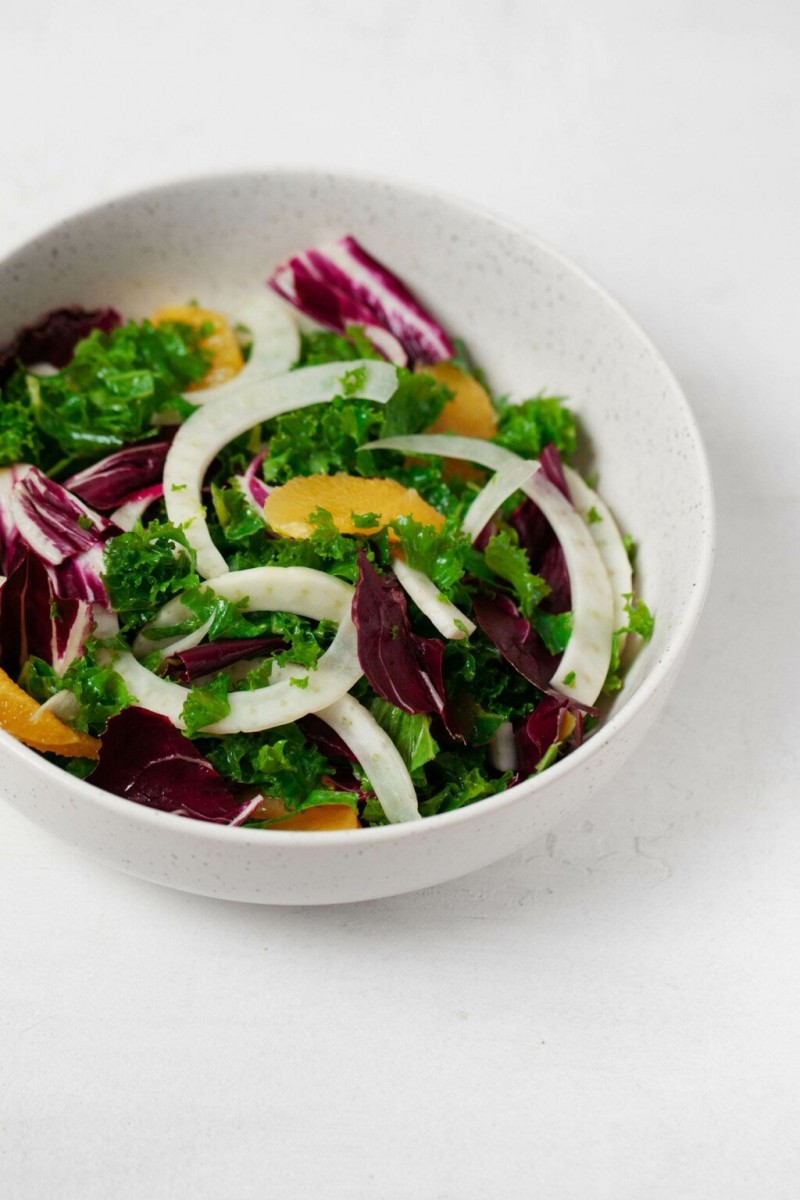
[2,3,798,1197]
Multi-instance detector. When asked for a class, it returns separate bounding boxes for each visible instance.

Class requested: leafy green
[603,594,655,693]
[1,319,207,474]
[382,371,450,437]
[295,325,382,367]
[101,521,199,632]
[493,394,577,460]
[369,699,439,775]
[18,645,133,735]
[258,371,451,486]
[483,530,550,617]
[0,376,43,466]
[418,749,512,817]
[390,514,489,599]
[181,672,232,737]
[198,724,354,813]
[531,609,573,655]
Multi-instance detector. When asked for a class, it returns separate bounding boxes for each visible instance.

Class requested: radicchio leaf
[7,464,114,567]
[539,443,571,499]
[166,637,284,684]
[235,452,270,512]
[0,549,92,677]
[515,696,577,776]
[508,446,572,614]
[65,441,171,510]
[471,592,559,694]
[0,305,121,383]
[352,549,450,719]
[87,707,259,825]
[267,235,455,365]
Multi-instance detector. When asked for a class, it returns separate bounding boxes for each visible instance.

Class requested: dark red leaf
[268,235,454,365]
[65,441,171,510]
[87,707,255,825]
[471,592,559,694]
[352,549,447,716]
[515,696,575,776]
[0,549,91,677]
[0,305,121,384]
[166,638,285,684]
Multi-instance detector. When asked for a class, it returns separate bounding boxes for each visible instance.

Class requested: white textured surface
[1,3,798,1199]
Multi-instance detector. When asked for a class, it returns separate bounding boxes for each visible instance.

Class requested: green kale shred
[0,318,207,473]
[493,394,577,460]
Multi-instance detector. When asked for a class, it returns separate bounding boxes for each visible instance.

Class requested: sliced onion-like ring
[165,360,400,579]
[390,558,474,640]
[562,465,632,634]
[489,720,517,773]
[316,694,420,823]
[364,434,614,706]
[175,292,300,407]
[109,567,361,734]
[111,485,164,533]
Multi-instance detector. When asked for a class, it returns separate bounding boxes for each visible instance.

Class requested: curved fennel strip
[390,558,475,640]
[562,465,632,634]
[181,292,300,405]
[364,434,614,706]
[316,694,420,824]
[111,567,362,734]
[164,360,401,579]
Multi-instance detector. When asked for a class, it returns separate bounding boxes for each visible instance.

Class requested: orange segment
[152,304,244,389]
[414,361,498,482]
[263,473,445,539]
[423,361,498,440]
[252,795,360,831]
[0,668,100,758]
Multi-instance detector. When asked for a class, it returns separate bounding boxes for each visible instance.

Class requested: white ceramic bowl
[0,170,714,904]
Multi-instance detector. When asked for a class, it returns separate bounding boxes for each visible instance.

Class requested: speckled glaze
[0,171,714,904]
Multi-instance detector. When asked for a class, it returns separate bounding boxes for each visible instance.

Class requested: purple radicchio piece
[471,592,559,695]
[6,464,115,567]
[267,235,455,366]
[0,466,113,604]
[165,637,285,684]
[0,305,121,384]
[86,707,260,825]
[234,452,271,513]
[0,549,92,677]
[65,441,171,510]
[352,549,451,718]
[515,695,578,777]
[508,445,573,614]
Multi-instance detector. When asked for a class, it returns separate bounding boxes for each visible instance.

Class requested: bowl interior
[0,170,714,830]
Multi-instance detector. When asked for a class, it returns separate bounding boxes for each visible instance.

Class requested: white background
[1,2,799,1197]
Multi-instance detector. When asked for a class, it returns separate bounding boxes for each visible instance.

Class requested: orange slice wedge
[263,473,445,539]
[0,668,100,758]
[152,304,244,389]
[252,795,360,831]
[415,361,498,482]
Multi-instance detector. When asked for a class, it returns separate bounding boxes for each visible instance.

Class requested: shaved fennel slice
[461,456,542,541]
[489,721,517,773]
[562,465,632,634]
[113,566,361,733]
[181,292,300,405]
[165,360,400,579]
[317,694,420,823]
[112,613,360,734]
[132,566,353,660]
[391,558,475,640]
[363,434,614,705]
[134,615,214,661]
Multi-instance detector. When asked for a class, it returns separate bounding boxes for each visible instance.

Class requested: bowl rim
[0,166,716,847]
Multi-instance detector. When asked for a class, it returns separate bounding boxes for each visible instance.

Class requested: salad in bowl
[0,232,653,834]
